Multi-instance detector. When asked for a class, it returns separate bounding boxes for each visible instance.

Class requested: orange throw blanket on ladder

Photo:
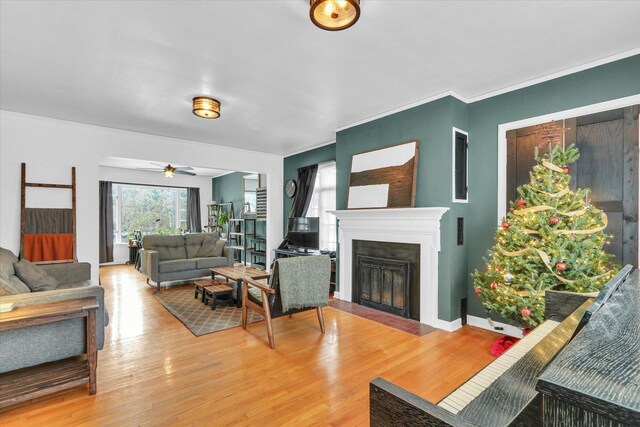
[23,233,74,262]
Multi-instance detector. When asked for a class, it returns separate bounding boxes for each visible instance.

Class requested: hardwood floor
[1,264,500,426]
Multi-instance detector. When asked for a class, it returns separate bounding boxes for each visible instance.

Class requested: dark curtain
[99,181,114,263]
[290,165,318,218]
[187,187,202,232]
[279,164,318,248]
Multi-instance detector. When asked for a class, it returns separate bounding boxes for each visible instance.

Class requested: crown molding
[284,139,336,158]
[333,47,640,134]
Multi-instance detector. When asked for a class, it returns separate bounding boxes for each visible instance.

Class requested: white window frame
[452,127,469,203]
[306,161,337,251]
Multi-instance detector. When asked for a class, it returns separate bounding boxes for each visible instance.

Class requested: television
[288,217,320,251]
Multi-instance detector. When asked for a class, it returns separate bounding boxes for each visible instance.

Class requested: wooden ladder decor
[20,162,77,264]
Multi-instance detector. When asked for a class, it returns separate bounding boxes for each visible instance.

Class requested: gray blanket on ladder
[277,255,330,312]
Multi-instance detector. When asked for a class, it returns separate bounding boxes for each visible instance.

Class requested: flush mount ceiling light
[192,96,220,119]
[310,0,360,31]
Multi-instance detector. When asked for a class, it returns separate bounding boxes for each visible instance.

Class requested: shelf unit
[228,218,256,265]
[206,202,232,235]
[250,237,267,270]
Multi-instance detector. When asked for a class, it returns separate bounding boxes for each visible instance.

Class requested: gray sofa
[0,248,109,374]
[138,233,234,291]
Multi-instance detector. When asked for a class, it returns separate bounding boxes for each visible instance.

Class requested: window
[453,128,469,202]
[112,183,188,243]
[306,161,337,251]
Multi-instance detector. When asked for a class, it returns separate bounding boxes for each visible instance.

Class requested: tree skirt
[154,287,263,336]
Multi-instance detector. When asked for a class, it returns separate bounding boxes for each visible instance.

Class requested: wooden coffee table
[211,266,271,308]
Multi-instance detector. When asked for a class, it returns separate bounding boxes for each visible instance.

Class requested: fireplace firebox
[352,240,420,320]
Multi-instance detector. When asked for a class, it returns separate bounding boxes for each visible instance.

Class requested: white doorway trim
[497,94,640,223]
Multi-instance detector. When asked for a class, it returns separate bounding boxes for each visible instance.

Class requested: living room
[1,1,639,426]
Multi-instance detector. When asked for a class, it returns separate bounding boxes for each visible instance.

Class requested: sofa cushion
[193,257,228,269]
[248,286,264,303]
[197,236,226,257]
[14,259,60,292]
[158,259,197,273]
[9,275,31,293]
[185,233,220,258]
[56,280,92,290]
[0,248,19,276]
[143,235,187,261]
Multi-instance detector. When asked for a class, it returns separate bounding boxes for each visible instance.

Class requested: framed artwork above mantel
[347,140,419,209]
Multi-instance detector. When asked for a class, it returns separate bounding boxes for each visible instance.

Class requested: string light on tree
[473,143,618,328]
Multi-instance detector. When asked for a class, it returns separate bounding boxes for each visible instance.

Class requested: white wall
[98,166,214,263]
[0,111,284,281]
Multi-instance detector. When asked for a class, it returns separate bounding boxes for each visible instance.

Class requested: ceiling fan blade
[137,168,164,172]
[175,170,197,176]
[150,162,167,168]
[174,167,194,171]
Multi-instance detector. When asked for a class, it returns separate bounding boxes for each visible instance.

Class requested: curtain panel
[187,187,202,233]
[99,181,114,263]
[279,164,319,249]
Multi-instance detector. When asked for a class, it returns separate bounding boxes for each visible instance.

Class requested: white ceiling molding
[284,139,337,158]
[332,47,640,135]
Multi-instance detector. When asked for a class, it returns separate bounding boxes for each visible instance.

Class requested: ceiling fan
[137,162,196,177]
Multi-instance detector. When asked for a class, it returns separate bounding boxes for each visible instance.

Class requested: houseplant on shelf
[218,210,229,239]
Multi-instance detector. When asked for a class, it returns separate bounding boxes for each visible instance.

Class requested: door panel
[506,106,638,268]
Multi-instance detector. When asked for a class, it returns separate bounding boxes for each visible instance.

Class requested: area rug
[154,287,263,336]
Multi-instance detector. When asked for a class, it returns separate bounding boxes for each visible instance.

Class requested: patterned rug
[154,286,263,336]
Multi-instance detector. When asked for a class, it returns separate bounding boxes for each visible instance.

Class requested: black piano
[370,265,639,426]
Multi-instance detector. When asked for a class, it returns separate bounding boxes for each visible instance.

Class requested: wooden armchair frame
[242,276,325,349]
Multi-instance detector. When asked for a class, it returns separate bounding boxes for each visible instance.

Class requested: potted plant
[218,211,229,239]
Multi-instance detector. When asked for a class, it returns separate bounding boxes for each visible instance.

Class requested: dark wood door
[507,106,638,268]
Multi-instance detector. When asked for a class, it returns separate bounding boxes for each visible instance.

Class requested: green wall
[282,54,640,325]
[211,172,244,211]
[283,143,336,229]
[465,54,640,318]
[336,96,469,321]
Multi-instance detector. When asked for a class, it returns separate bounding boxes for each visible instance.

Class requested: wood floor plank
[0,264,499,426]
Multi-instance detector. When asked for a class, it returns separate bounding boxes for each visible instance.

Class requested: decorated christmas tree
[473,143,618,328]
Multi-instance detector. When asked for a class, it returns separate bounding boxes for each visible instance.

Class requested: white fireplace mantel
[329,207,449,329]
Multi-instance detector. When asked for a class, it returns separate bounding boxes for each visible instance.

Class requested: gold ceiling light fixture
[192,96,220,119]
[310,0,360,31]
[163,165,176,178]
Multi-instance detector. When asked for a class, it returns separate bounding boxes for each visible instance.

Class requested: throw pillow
[14,259,60,292]
[197,236,226,257]
[212,239,226,257]
[0,267,20,296]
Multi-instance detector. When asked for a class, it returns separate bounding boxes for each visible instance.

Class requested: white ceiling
[100,157,228,178]
[1,1,639,156]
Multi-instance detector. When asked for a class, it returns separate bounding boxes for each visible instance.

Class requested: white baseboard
[332,291,342,300]
[435,318,462,332]
[467,315,524,339]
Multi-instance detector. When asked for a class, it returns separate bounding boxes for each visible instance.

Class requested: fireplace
[353,240,420,320]
[329,207,448,329]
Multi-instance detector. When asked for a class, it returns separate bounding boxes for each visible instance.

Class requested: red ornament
[517,199,526,207]
[490,282,498,290]
[501,221,510,229]
[549,216,559,225]
[556,261,567,271]
[521,308,531,317]
[562,166,571,174]
[474,288,481,295]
